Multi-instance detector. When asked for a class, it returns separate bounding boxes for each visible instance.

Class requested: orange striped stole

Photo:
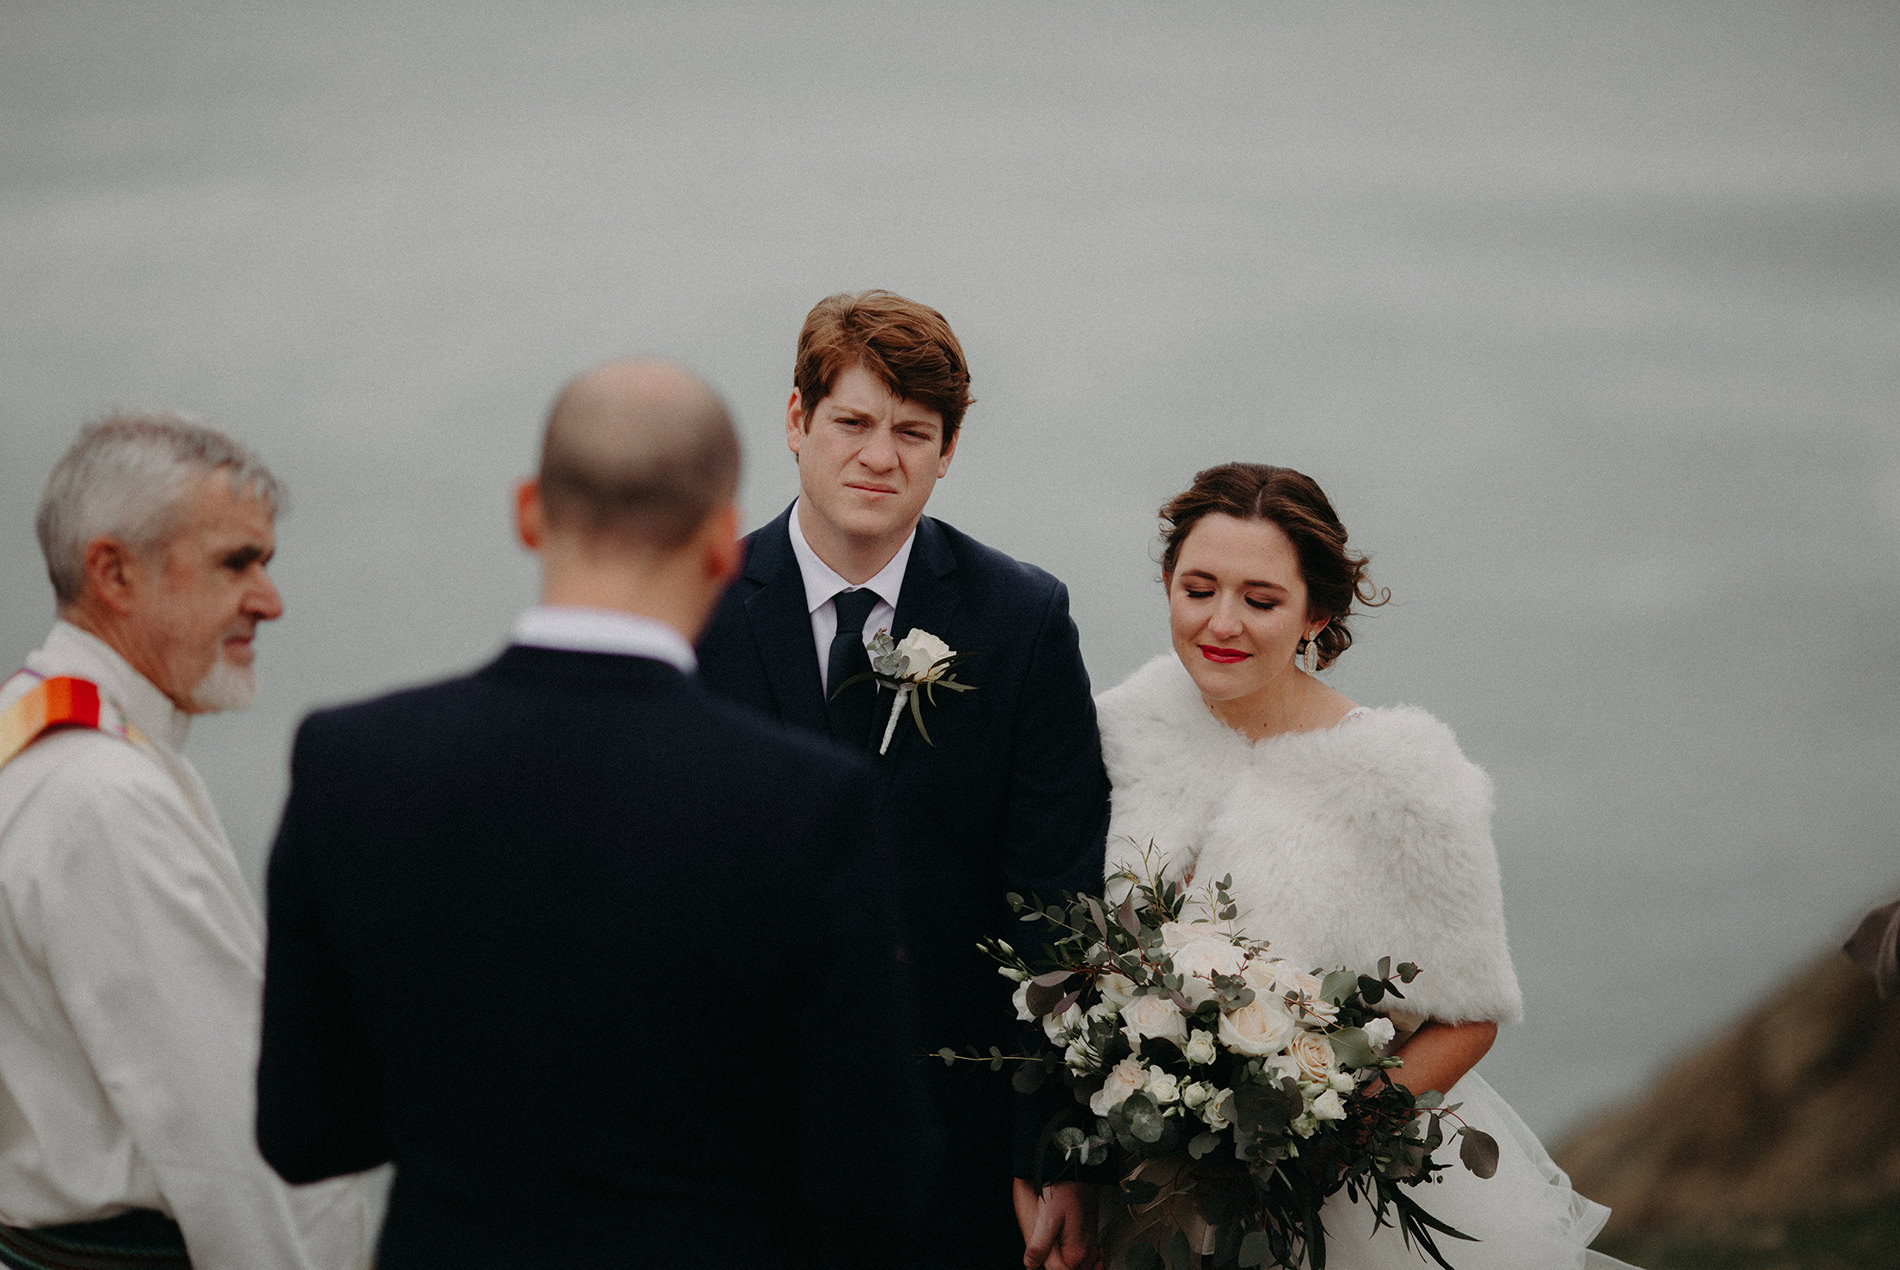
[0,674,143,771]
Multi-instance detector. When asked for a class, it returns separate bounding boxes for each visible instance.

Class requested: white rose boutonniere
[834,627,977,754]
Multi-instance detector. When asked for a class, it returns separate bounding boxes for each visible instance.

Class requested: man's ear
[84,537,140,615]
[515,479,545,551]
[703,503,742,585]
[936,428,958,477]
[784,389,807,460]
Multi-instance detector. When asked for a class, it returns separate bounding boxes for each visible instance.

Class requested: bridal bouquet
[950,851,1497,1270]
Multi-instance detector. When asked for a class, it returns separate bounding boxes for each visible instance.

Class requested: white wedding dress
[1096,656,1638,1268]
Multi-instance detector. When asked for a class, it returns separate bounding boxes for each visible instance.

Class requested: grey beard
[186,657,256,713]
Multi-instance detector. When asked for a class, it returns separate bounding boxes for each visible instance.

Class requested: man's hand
[1013,1178,1102,1270]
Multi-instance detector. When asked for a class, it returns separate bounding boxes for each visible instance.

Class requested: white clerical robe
[0,621,379,1269]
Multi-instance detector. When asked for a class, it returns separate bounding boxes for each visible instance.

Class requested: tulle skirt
[1316,1071,1633,1268]
[1103,1071,1637,1269]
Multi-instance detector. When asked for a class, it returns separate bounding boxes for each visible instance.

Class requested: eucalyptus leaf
[906,685,934,745]
[1327,1026,1377,1068]
[1124,1093,1166,1145]
[1025,980,1067,1017]
[1458,1127,1500,1179]
[1188,1131,1222,1160]
[1011,1063,1046,1094]
[1238,1231,1275,1268]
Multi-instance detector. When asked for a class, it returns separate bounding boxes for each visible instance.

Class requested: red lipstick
[1199,645,1249,664]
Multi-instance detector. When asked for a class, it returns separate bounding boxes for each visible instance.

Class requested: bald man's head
[537,360,740,552]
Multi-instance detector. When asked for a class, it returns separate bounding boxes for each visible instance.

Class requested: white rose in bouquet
[894,629,954,680]
[1171,935,1250,1007]
[1217,993,1300,1058]
[1121,993,1189,1055]
[1142,1068,1182,1106]
[1260,1054,1300,1085]
[1011,982,1034,1022]
[1042,1000,1084,1044]
[1181,1080,1216,1111]
[1182,1029,1218,1067]
[1199,1088,1235,1132]
[1244,959,1339,1026]
[1288,1031,1336,1083]
[1363,1016,1397,1052]
[1292,1087,1352,1138]
[1090,1055,1147,1117]
[1097,969,1138,1009]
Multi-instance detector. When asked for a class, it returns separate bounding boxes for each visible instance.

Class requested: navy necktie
[826,588,880,748]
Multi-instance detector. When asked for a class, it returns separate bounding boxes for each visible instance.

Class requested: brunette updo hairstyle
[1158,463,1388,670]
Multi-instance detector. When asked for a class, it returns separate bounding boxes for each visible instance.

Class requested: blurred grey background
[4,1,1897,1139]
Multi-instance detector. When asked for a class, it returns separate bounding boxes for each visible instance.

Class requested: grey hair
[36,412,286,606]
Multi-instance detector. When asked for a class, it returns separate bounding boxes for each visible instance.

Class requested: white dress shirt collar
[787,501,917,694]
[787,498,916,615]
[511,606,697,674]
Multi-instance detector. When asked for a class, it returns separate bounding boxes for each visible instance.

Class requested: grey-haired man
[0,415,378,1269]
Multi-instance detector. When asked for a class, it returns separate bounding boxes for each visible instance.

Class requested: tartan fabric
[0,1210,189,1269]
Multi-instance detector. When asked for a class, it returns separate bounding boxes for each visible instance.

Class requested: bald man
[255,362,914,1268]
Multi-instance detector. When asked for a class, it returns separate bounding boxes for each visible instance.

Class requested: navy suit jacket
[698,507,1110,1263]
[256,646,913,1268]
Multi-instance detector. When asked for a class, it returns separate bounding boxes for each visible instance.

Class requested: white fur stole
[1098,655,1523,1026]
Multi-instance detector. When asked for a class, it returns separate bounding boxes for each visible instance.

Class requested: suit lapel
[882,517,961,765]
[741,507,830,735]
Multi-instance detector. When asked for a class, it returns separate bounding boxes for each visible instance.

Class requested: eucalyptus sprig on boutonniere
[833,628,977,754]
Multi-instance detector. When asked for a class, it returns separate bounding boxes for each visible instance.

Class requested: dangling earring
[1300,632,1322,674]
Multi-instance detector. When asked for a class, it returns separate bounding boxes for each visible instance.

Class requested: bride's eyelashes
[1179,586,1278,611]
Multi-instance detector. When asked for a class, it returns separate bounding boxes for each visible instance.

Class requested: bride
[1094,463,1633,1268]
